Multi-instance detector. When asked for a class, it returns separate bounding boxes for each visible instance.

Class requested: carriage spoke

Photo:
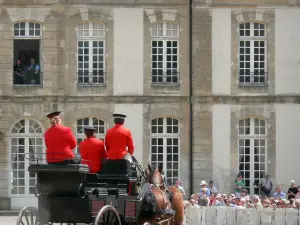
[94,205,121,225]
[16,206,39,225]
[25,210,30,225]
[30,210,34,225]
[109,212,117,224]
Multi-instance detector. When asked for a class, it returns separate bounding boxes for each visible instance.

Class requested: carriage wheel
[94,205,121,225]
[16,206,39,225]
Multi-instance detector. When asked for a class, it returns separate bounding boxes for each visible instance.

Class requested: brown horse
[140,163,184,225]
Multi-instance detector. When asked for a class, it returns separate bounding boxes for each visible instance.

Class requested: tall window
[10,119,44,197]
[150,117,180,185]
[238,22,267,85]
[13,21,42,86]
[77,22,106,85]
[238,117,267,195]
[76,117,106,153]
[151,22,179,85]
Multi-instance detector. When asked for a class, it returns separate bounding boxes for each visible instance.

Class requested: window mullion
[250,118,254,135]
[89,40,93,83]
[250,40,254,82]
[163,40,166,82]
[163,117,166,134]
[89,22,92,37]
[163,138,167,176]
[25,22,28,37]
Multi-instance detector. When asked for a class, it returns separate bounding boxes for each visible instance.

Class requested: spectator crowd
[176,173,300,209]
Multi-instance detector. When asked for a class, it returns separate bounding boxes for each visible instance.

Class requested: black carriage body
[28,163,147,224]
[29,164,89,196]
[38,195,91,223]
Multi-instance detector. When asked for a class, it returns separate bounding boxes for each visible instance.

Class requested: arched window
[238,22,267,85]
[150,117,180,185]
[76,117,106,153]
[238,117,267,195]
[151,22,179,85]
[77,22,106,85]
[10,119,44,199]
[13,21,42,37]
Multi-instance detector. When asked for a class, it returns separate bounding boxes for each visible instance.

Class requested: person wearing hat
[198,180,211,197]
[79,126,107,173]
[44,111,79,165]
[103,113,134,174]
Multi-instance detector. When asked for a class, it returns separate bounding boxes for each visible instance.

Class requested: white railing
[184,206,300,225]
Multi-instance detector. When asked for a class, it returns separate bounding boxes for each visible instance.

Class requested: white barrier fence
[184,207,300,225]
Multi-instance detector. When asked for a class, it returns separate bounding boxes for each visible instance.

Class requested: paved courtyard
[0,216,17,225]
[0,216,88,225]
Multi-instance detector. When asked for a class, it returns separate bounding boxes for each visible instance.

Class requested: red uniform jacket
[45,125,77,163]
[79,137,107,173]
[105,124,134,160]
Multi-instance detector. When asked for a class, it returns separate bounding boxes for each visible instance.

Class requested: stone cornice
[0,95,300,104]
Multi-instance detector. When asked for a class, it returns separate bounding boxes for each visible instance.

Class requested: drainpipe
[188,0,194,196]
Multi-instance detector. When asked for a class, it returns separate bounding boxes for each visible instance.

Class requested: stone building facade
[0,0,300,210]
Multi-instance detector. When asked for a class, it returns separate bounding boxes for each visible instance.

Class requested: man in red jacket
[79,126,107,173]
[44,111,80,165]
[103,114,134,174]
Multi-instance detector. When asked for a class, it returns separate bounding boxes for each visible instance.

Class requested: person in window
[79,126,107,173]
[103,114,134,174]
[44,111,80,165]
[13,59,24,84]
[26,58,40,84]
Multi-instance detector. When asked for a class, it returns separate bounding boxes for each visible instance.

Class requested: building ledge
[0,95,300,104]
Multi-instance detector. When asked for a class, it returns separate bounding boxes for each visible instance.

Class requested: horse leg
[168,186,184,225]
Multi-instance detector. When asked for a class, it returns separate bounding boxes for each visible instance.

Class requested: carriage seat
[97,173,129,183]
[28,163,89,197]
[28,163,89,173]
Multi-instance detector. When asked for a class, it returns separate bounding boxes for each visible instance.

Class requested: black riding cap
[84,126,96,132]
[46,111,61,119]
[113,114,127,119]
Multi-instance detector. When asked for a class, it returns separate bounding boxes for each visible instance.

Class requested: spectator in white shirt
[209,180,218,194]
[175,180,186,196]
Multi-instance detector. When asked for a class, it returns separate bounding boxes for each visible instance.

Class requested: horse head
[145,163,164,186]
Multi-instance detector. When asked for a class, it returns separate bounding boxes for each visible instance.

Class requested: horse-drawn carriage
[16,156,183,225]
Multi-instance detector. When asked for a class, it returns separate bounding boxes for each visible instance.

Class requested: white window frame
[76,22,106,86]
[13,21,42,38]
[150,117,180,185]
[9,119,44,197]
[151,22,180,85]
[237,117,268,195]
[76,117,106,154]
[238,22,267,86]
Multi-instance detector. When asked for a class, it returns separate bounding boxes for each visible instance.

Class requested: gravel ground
[0,216,88,225]
[0,216,18,225]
